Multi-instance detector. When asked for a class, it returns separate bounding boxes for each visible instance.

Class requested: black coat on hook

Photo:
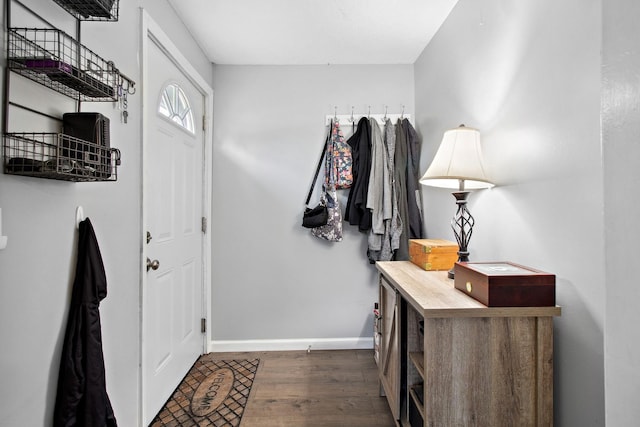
[344,116,373,232]
[54,218,117,427]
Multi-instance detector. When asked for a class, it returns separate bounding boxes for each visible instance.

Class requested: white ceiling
[166,0,459,65]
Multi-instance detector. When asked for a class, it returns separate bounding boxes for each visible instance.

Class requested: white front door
[142,32,206,424]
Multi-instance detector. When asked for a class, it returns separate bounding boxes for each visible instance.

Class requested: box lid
[409,239,458,254]
[456,262,555,284]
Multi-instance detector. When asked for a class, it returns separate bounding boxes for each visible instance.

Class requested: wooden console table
[375,261,561,427]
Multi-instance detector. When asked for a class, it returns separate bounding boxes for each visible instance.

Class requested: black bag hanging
[302,203,328,228]
[302,126,330,228]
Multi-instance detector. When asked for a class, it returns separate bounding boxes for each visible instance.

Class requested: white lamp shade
[419,125,494,190]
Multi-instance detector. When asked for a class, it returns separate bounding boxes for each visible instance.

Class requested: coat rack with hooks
[325,105,411,126]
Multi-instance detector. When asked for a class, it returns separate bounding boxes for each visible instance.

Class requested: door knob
[147,257,160,272]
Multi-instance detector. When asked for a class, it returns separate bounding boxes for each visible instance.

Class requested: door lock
[146,231,152,244]
[147,257,160,272]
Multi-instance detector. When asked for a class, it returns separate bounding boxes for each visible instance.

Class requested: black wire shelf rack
[52,0,119,21]
[7,27,119,101]
[3,132,120,182]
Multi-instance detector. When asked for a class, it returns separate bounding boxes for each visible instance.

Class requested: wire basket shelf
[52,0,119,21]
[7,28,118,101]
[3,132,119,182]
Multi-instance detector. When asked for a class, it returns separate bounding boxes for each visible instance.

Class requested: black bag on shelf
[62,112,112,178]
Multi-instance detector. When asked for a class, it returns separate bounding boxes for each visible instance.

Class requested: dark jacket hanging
[344,116,373,232]
[54,218,117,427]
[393,118,410,260]
[402,118,424,240]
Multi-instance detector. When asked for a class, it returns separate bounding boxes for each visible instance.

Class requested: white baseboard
[208,337,374,353]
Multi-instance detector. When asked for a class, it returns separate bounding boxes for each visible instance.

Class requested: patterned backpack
[328,121,353,189]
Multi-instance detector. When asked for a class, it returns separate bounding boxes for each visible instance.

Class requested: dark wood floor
[206,349,396,427]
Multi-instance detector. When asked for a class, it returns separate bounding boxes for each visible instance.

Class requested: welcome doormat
[151,358,260,427]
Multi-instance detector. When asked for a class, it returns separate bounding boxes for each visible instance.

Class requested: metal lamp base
[449,191,474,279]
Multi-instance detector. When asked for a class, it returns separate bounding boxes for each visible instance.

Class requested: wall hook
[0,208,7,250]
[76,206,85,230]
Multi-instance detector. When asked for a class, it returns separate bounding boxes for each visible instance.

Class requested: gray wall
[210,64,414,348]
[0,1,211,426]
[414,0,604,425]
[602,0,640,425]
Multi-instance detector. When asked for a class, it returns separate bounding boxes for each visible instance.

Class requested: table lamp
[419,125,494,278]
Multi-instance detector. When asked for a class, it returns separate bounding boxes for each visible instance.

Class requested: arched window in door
[158,83,195,133]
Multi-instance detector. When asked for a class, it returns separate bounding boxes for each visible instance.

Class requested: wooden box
[454,262,555,307]
[409,239,459,271]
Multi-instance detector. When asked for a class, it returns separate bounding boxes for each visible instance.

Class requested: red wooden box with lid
[454,261,556,307]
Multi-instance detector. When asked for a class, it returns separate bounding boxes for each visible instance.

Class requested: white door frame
[139,9,213,425]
